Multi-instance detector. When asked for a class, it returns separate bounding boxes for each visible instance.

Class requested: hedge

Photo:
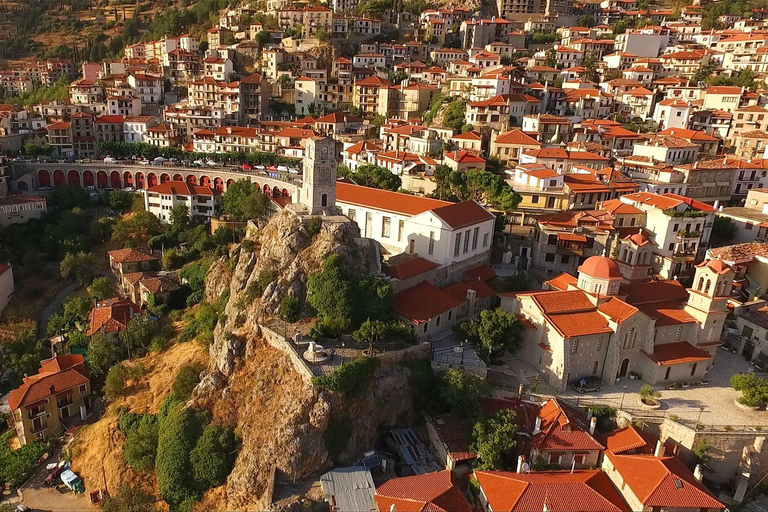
[156,404,204,507]
[123,416,160,473]
[189,424,237,490]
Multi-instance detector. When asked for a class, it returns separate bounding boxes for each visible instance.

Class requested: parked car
[288,168,299,174]
[139,160,150,166]
[61,468,84,494]
[85,185,96,191]
[103,156,117,164]
[572,376,603,393]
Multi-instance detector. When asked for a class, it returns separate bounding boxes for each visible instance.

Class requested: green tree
[352,319,388,345]
[442,99,466,131]
[120,314,155,357]
[439,369,490,424]
[577,14,596,27]
[544,48,557,68]
[279,295,301,323]
[112,210,163,247]
[732,373,768,406]
[109,190,134,211]
[0,330,48,389]
[350,164,402,191]
[123,416,160,474]
[471,408,518,470]
[88,276,115,300]
[459,308,525,360]
[50,184,90,210]
[189,424,237,490]
[711,216,738,244]
[172,363,204,402]
[156,405,203,507]
[169,204,191,231]
[104,363,126,400]
[100,483,155,512]
[60,251,98,285]
[222,179,272,221]
[87,333,123,376]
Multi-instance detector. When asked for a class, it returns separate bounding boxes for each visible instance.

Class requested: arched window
[321,193,328,207]
[623,327,636,349]
[622,248,628,262]
[704,279,711,294]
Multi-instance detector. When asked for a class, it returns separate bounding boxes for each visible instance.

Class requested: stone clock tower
[301,136,336,215]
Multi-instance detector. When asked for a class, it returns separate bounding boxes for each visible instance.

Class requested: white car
[103,157,117,164]
[288,168,299,174]
[277,165,288,172]
[206,160,218,167]
[139,160,150,166]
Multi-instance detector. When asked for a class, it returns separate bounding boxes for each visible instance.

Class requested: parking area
[554,350,768,427]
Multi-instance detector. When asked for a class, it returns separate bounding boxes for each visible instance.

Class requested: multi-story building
[8,355,91,446]
[144,181,221,223]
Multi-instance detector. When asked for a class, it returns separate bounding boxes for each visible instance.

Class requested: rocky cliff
[194,210,415,510]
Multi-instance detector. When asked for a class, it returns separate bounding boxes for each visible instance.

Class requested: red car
[242,164,252,170]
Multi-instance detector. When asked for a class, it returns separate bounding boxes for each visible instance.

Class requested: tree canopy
[472,408,518,470]
[431,166,522,212]
[459,308,526,360]
[222,179,272,222]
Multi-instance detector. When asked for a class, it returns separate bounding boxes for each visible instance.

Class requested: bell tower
[301,136,336,215]
[685,259,734,345]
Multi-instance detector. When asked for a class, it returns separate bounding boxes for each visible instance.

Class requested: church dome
[578,255,623,280]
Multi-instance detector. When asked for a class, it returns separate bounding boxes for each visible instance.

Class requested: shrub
[172,363,205,402]
[732,373,768,406]
[307,216,322,237]
[0,431,48,487]
[310,316,351,339]
[312,357,379,395]
[104,364,126,400]
[123,415,159,473]
[156,405,203,507]
[324,416,352,462]
[118,410,149,434]
[639,385,661,403]
[169,309,184,322]
[149,336,168,352]
[100,483,154,512]
[279,295,300,323]
[471,408,518,470]
[189,424,237,490]
[186,289,205,307]
[158,394,182,422]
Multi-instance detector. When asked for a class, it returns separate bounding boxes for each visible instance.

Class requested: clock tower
[301,136,337,215]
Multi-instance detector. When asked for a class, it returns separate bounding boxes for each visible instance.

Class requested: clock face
[321,145,328,158]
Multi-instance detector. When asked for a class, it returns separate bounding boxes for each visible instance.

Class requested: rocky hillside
[193,210,415,509]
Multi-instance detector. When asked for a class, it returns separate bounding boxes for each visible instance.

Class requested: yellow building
[8,355,91,446]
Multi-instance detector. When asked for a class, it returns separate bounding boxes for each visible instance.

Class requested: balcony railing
[57,396,74,408]
[27,409,46,420]
[30,421,47,434]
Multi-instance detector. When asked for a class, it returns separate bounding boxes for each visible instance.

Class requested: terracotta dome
[578,255,623,280]
[625,232,650,246]
[699,259,730,275]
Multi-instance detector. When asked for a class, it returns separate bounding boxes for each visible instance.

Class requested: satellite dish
[522,462,530,473]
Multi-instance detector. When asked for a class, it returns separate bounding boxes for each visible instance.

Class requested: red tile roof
[475,470,630,512]
[619,280,690,305]
[386,257,440,280]
[636,301,696,326]
[533,398,604,452]
[464,264,496,282]
[597,297,638,323]
[374,470,471,512]
[430,414,475,463]
[86,297,141,336]
[644,341,714,366]
[336,181,450,216]
[606,452,724,509]
[431,201,496,229]
[392,282,464,324]
[8,355,89,411]
[531,290,595,314]
[544,272,578,291]
[108,248,157,264]
[443,280,497,301]
[602,426,657,454]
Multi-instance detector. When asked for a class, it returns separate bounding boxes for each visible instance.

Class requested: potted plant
[639,384,662,408]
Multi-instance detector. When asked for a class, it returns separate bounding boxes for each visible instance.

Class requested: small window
[561,255,570,264]
[531,195,540,204]
[382,216,391,237]
[436,315,441,327]
[545,253,556,262]
[483,233,489,247]
[572,340,579,353]
[454,233,461,257]
[428,231,435,255]
[592,361,599,374]
[746,223,754,230]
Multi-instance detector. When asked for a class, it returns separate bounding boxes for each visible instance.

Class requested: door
[690,363,697,377]
[618,358,630,378]
[365,212,372,237]
[547,196,556,208]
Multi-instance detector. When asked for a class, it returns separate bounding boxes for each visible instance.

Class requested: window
[572,340,579,353]
[592,361,599,374]
[463,229,470,253]
[668,243,675,251]
[472,227,479,250]
[673,223,679,231]
[747,222,754,230]
[531,195,540,204]
[561,255,570,264]
[483,233,489,247]
[382,216,391,237]
[676,326,682,339]
[545,253,555,262]
[454,233,461,257]
[448,310,452,320]
[428,231,435,255]
[398,220,404,241]
[548,234,558,245]
[436,315,441,327]
[630,217,636,226]
[597,336,603,350]
[574,453,586,464]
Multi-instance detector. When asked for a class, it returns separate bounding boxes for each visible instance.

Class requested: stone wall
[374,342,430,366]
[259,324,315,384]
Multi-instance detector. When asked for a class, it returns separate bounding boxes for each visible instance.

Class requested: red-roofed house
[392,281,464,337]
[374,470,471,512]
[86,297,141,338]
[444,149,486,171]
[603,452,725,511]
[336,181,495,266]
[475,469,631,512]
[530,398,604,468]
[8,354,91,445]
[144,181,221,223]
[490,129,541,163]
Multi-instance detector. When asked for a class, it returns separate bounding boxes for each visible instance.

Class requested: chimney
[533,416,542,435]
[589,416,597,436]
[693,464,704,482]
[755,436,766,453]
[713,200,719,210]
[517,455,525,473]
[654,439,664,457]
[49,384,56,394]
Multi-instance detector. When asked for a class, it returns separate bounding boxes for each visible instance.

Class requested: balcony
[57,396,74,409]
[30,421,47,434]
[27,409,46,420]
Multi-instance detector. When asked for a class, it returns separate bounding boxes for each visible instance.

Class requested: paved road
[37,281,80,338]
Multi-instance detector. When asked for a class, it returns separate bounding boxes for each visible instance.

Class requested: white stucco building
[144,181,221,223]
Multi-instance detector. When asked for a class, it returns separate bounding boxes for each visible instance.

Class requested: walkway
[38,281,80,337]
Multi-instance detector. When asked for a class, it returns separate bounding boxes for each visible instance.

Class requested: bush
[307,215,322,237]
[189,424,237,489]
[0,431,48,488]
[172,363,205,402]
[312,357,379,395]
[100,483,154,512]
[324,416,352,462]
[104,364,126,400]
[279,295,300,323]
[639,385,661,403]
[123,415,159,473]
[471,408,518,470]
[732,373,768,406]
[149,336,168,352]
[156,405,203,507]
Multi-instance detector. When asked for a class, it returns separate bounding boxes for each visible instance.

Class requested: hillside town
[4,0,768,510]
